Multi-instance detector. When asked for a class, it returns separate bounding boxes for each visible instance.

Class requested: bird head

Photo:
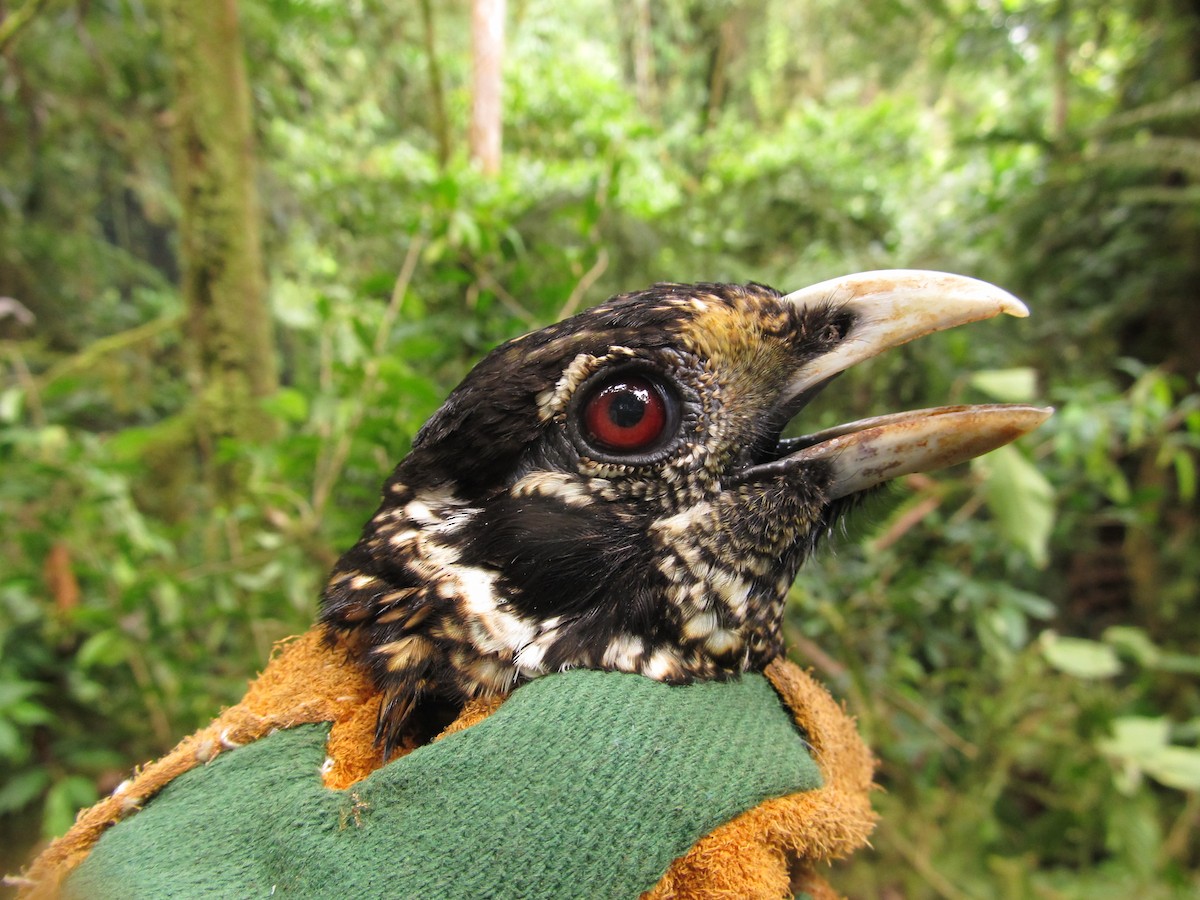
[322,270,1051,750]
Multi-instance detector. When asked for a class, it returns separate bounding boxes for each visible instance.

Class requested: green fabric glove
[65,669,820,900]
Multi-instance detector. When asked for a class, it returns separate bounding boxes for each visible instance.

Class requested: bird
[320,270,1050,754]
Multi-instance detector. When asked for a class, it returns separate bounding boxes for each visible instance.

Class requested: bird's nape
[319,270,1051,754]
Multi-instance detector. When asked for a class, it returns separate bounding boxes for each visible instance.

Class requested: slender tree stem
[308,238,424,524]
[469,0,505,175]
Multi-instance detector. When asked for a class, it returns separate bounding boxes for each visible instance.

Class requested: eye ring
[571,369,683,461]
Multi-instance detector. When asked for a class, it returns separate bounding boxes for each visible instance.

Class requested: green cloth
[66,669,821,900]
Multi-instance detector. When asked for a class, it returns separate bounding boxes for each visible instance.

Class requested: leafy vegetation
[2,0,1198,895]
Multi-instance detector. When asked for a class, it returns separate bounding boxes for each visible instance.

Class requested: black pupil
[608,389,648,428]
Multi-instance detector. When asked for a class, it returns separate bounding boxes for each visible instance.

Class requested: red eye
[582,376,670,453]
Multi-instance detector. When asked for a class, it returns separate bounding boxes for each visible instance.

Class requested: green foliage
[2,0,1199,894]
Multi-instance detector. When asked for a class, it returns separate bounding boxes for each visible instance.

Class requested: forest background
[1,0,1199,896]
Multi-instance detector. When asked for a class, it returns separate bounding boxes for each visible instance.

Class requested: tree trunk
[704,17,734,132]
[469,0,505,176]
[1050,1,1071,141]
[631,0,659,119]
[418,0,451,168]
[161,0,277,499]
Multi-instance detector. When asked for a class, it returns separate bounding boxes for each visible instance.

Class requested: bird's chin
[738,403,1053,501]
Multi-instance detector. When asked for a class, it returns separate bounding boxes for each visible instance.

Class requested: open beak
[741,270,1052,499]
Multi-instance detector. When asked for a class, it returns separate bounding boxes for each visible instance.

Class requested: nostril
[819,311,855,345]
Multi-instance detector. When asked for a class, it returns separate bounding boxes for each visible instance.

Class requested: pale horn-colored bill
[779,270,1030,404]
[786,404,1054,500]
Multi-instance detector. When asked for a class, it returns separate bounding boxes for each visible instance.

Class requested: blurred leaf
[0,680,41,708]
[42,776,99,839]
[1101,716,1171,756]
[7,700,53,727]
[1105,625,1200,674]
[969,367,1038,403]
[1041,632,1122,678]
[1141,747,1200,792]
[0,387,23,423]
[261,388,310,424]
[0,717,23,761]
[1099,717,1200,792]
[76,630,132,669]
[975,444,1055,568]
[1103,626,1161,666]
[0,770,50,814]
